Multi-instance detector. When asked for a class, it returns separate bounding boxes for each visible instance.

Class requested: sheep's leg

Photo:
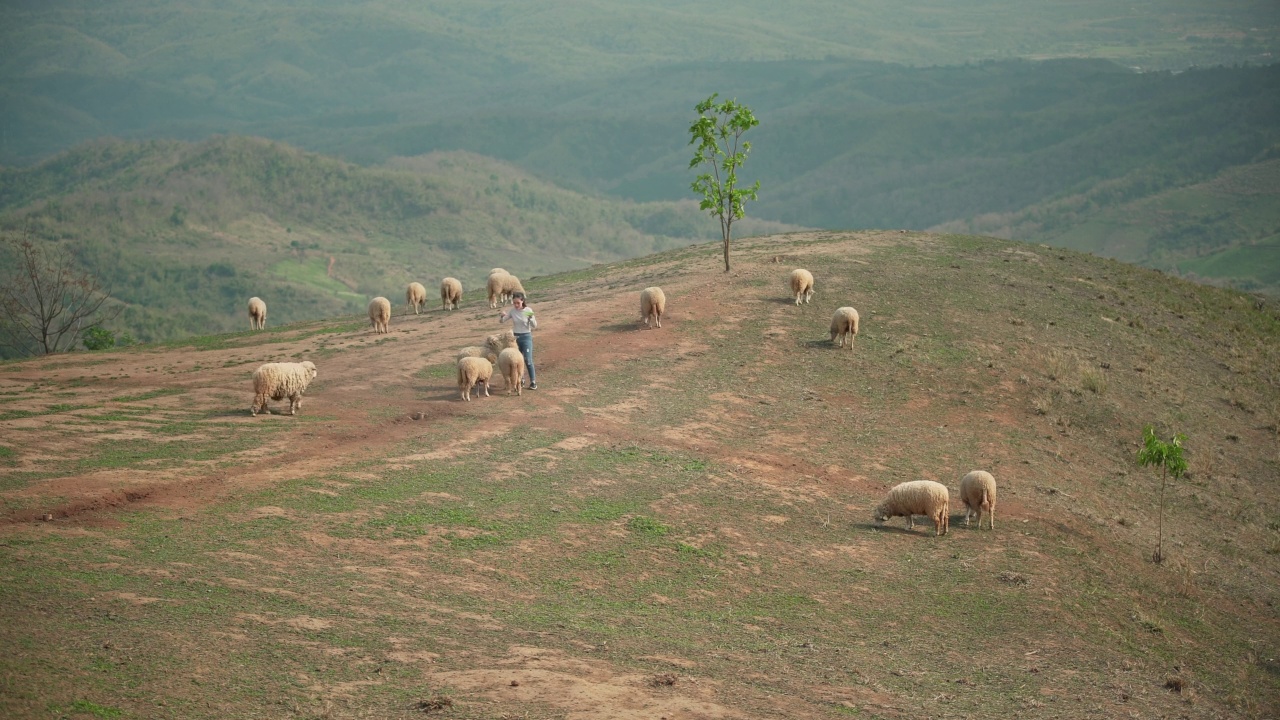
[906,514,915,529]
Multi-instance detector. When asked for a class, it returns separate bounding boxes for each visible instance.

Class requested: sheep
[250,361,317,416]
[830,306,860,348]
[487,272,510,308]
[789,269,814,305]
[498,273,525,306]
[247,297,267,330]
[641,286,666,329]
[406,282,427,315]
[485,330,517,358]
[457,356,493,401]
[958,470,997,530]
[440,277,463,311]
[368,297,391,334]
[497,347,527,396]
[873,480,950,536]
[457,346,498,364]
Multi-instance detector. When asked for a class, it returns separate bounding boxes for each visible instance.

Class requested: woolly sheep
[487,272,510,308]
[498,273,525,306]
[641,287,666,329]
[873,480,950,536]
[497,347,527,396]
[830,306,860,348]
[789,269,814,305]
[959,470,997,530]
[250,361,317,416]
[247,297,267,330]
[406,282,427,315]
[440,277,463,311]
[457,346,498,364]
[368,297,391,333]
[485,330,518,358]
[457,356,493,401]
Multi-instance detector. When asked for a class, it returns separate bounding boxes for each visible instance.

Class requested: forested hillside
[0,137,793,353]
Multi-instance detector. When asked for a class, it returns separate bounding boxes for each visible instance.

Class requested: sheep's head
[872,505,889,524]
[301,361,317,378]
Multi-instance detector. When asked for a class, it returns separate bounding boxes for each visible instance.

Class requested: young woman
[497,291,538,389]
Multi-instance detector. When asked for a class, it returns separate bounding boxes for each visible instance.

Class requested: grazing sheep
[497,347,527,396]
[498,274,525,306]
[247,297,267,330]
[830,306,860,348]
[789,269,815,305]
[959,470,997,530]
[368,297,392,333]
[250,361,317,416]
[487,272,511,308]
[873,480,950,536]
[406,282,427,315]
[641,287,666,329]
[485,330,518,358]
[457,356,493,401]
[440,277,463,311]
[457,346,498,364]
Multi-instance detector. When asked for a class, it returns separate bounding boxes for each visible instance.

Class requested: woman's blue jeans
[516,332,535,384]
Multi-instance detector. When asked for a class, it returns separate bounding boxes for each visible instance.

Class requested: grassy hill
[934,156,1280,293]
[0,230,1277,718]
[0,136,796,350]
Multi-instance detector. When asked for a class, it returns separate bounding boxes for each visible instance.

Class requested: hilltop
[1,231,1276,718]
[0,136,795,348]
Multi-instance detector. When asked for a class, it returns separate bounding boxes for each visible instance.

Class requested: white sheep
[873,480,950,536]
[457,356,493,401]
[959,470,997,530]
[498,273,525,306]
[368,297,391,333]
[487,272,510,308]
[789,269,814,305]
[440,277,463,311]
[830,306,860,348]
[406,282,427,315]
[457,346,498,364]
[641,287,666,329]
[250,361,317,416]
[497,347,527,396]
[485,330,518,358]
[247,297,267,330]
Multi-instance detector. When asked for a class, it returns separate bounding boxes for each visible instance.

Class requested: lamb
[457,356,493,401]
[873,480,950,536]
[641,287,666,329]
[440,277,463,311]
[247,297,267,330]
[485,330,518,358]
[456,346,498,364]
[406,282,427,315]
[250,361,317,416]
[368,297,391,333]
[497,347,527,396]
[789,269,815,305]
[830,306,860,348]
[958,470,997,530]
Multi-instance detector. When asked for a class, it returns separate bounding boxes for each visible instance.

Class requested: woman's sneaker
[529,382,538,390]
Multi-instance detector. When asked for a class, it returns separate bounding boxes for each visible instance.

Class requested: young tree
[0,230,118,356]
[1136,425,1188,564]
[688,93,760,272]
